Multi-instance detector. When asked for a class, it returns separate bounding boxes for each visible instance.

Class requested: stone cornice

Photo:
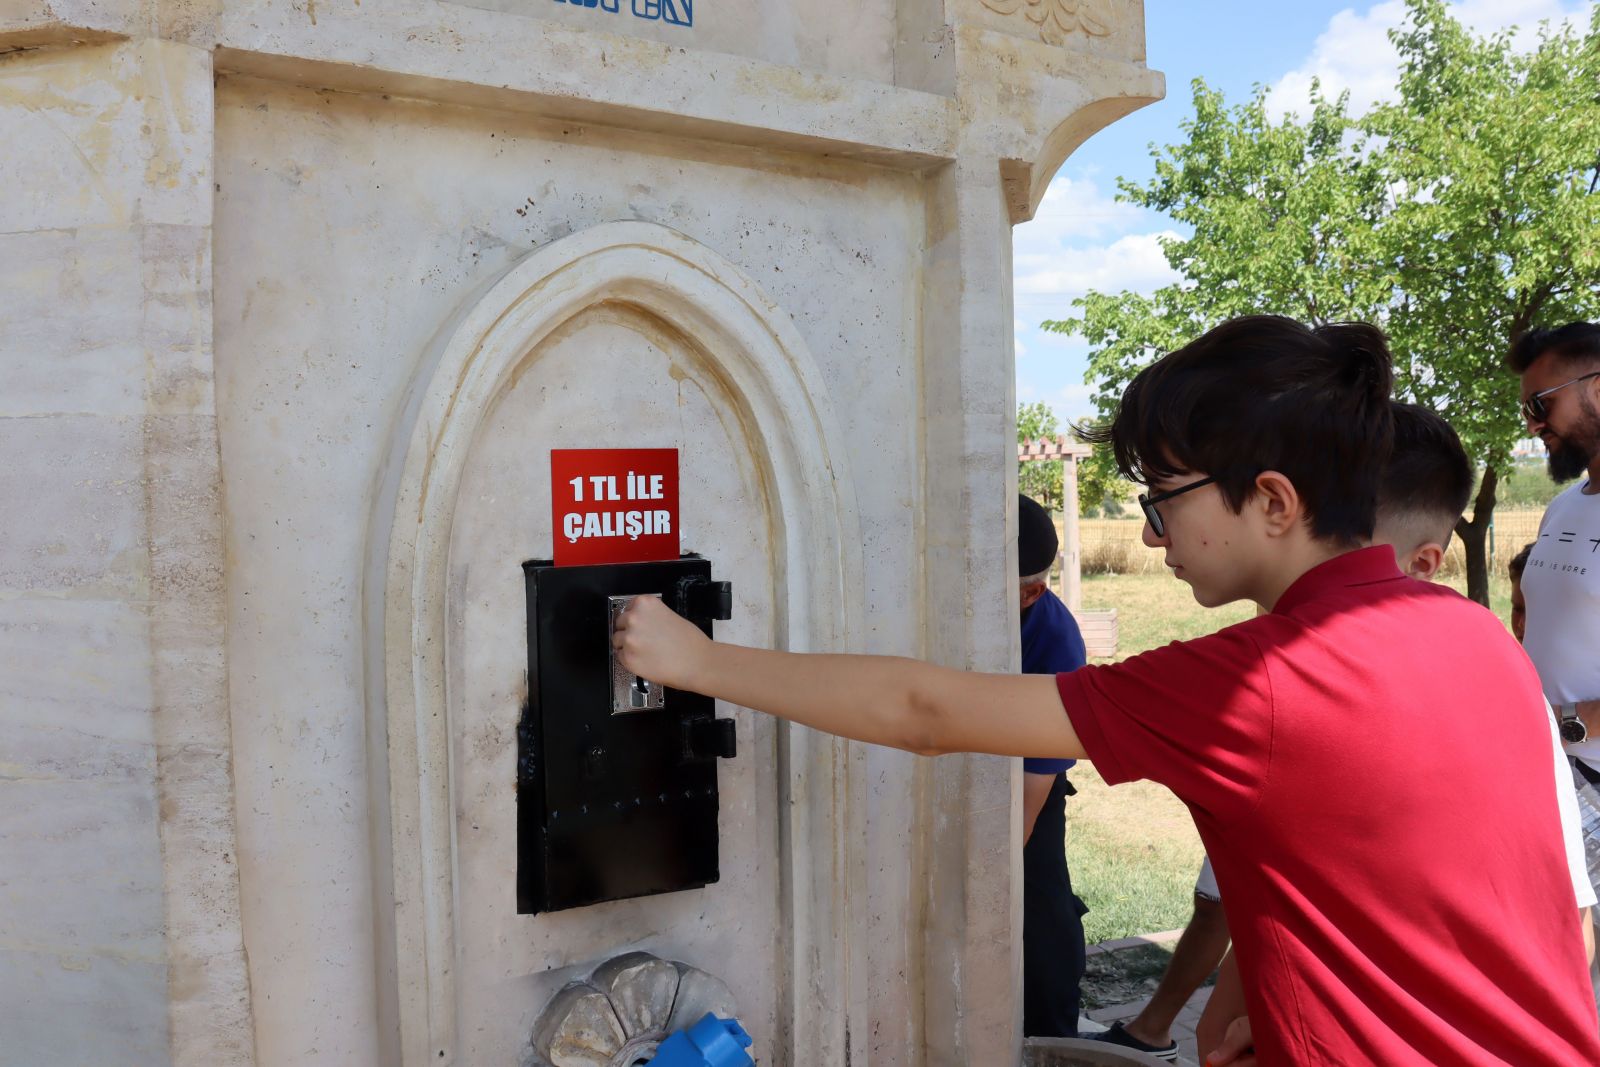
[0,4,960,171]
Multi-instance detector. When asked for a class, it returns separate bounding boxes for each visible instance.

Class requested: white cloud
[1054,382,1096,413]
[1014,230,1183,298]
[1010,179,1181,425]
[1024,173,1150,243]
[1005,167,1198,429]
[1015,332,1096,424]
[1267,0,1590,119]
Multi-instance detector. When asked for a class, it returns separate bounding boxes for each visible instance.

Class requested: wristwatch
[1559,702,1588,745]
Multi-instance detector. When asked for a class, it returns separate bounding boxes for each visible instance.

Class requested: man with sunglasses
[1510,321,1600,1009]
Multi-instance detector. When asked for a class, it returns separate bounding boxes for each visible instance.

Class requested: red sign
[551,449,680,566]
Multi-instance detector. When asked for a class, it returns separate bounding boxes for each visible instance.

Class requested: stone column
[0,27,253,1067]
[917,4,1163,1062]
[918,149,1027,1067]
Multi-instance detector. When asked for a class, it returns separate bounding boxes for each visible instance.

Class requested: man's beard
[1547,398,1600,482]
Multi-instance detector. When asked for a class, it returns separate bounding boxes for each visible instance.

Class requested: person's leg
[1022,775,1086,1037]
[1023,881,1084,1037]
[1117,893,1231,1048]
[1196,948,1244,1058]
[1061,845,1089,1034]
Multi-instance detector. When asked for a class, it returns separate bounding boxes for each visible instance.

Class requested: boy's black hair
[1507,322,1600,373]
[1378,402,1472,526]
[1509,542,1534,582]
[1081,315,1394,545]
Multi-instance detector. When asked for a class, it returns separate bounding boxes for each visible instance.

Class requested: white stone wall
[0,37,251,1067]
[0,4,1162,1065]
[212,82,925,1063]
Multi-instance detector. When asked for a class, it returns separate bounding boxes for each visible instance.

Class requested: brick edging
[1084,928,1186,957]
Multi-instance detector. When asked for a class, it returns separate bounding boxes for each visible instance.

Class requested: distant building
[1514,437,1551,460]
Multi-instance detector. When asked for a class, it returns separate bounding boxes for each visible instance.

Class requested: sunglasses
[1139,475,1218,539]
[1522,371,1600,423]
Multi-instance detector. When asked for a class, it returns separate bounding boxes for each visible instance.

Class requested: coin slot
[608,594,667,715]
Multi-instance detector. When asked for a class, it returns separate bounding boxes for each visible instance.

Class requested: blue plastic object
[645,1013,754,1067]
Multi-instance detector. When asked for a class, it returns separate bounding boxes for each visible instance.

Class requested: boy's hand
[612,594,713,691]
[1205,1017,1255,1066]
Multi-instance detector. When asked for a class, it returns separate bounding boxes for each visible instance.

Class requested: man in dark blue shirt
[1017,493,1090,1037]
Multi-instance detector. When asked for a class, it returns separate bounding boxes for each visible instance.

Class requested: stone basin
[1023,1036,1175,1067]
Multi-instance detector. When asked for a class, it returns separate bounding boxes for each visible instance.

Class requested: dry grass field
[1064,543,1522,944]
[1077,509,1545,579]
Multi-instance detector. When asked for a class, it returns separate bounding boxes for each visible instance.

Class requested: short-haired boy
[1374,406,1595,955]
[615,317,1600,1064]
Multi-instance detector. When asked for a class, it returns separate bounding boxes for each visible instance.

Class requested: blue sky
[1014,0,1594,426]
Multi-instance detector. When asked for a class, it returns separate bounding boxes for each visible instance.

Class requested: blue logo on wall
[553,0,692,27]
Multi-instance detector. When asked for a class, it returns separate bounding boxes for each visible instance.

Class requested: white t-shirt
[1546,705,1598,908]
[1522,480,1600,769]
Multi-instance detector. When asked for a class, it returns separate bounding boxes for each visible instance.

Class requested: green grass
[1081,573,1256,660]
[1441,571,1516,630]
[1067,573,1231,943]
[1082,569,1517,654]
[1068,763,1209,945]
[1064,567,1518,944]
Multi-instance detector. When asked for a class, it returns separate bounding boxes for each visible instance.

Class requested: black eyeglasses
[1139,475,1218,538]
[1522,371,1600,423]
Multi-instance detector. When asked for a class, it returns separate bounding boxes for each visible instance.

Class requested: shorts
[1195,855,1221,904]
[1570,761,1600,912]
[1568,761,1600,1013]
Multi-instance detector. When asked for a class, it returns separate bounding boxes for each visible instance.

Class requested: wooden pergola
[1017,434,1118,657]
[1017,435,1092,609]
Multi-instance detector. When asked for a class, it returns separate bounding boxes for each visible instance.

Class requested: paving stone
[1092,983,1216,1067]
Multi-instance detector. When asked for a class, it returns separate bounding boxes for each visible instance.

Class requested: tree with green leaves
[1047,0,1600,604]
[1017,401,1064,513]
[1018,402,1133,517]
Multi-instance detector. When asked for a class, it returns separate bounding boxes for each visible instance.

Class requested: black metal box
[518,554,734,914]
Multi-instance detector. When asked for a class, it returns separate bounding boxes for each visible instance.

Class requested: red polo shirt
[1058,547,1600,1066]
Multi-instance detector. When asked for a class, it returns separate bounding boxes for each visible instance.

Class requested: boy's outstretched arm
[612,594,1087,760]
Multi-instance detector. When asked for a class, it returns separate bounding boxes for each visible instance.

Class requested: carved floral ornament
[979,0,1115,45]
[530,952,740,1067]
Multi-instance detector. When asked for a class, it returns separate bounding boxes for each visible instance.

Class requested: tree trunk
[1453,464,1499,607]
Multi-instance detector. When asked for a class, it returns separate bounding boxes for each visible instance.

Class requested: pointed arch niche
[366,222,865,1065]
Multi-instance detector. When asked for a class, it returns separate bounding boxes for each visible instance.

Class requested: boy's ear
[1253,471,1303,537]
[1406,542,1446,582]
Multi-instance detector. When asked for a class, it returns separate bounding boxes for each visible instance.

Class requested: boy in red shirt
[1197,401,1600,1063]
[614,317,1600,1065]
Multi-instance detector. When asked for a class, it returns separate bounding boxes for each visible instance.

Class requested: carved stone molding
[370,220,864,1066]
[530,952,739,1067]
[978,0,1114,45]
